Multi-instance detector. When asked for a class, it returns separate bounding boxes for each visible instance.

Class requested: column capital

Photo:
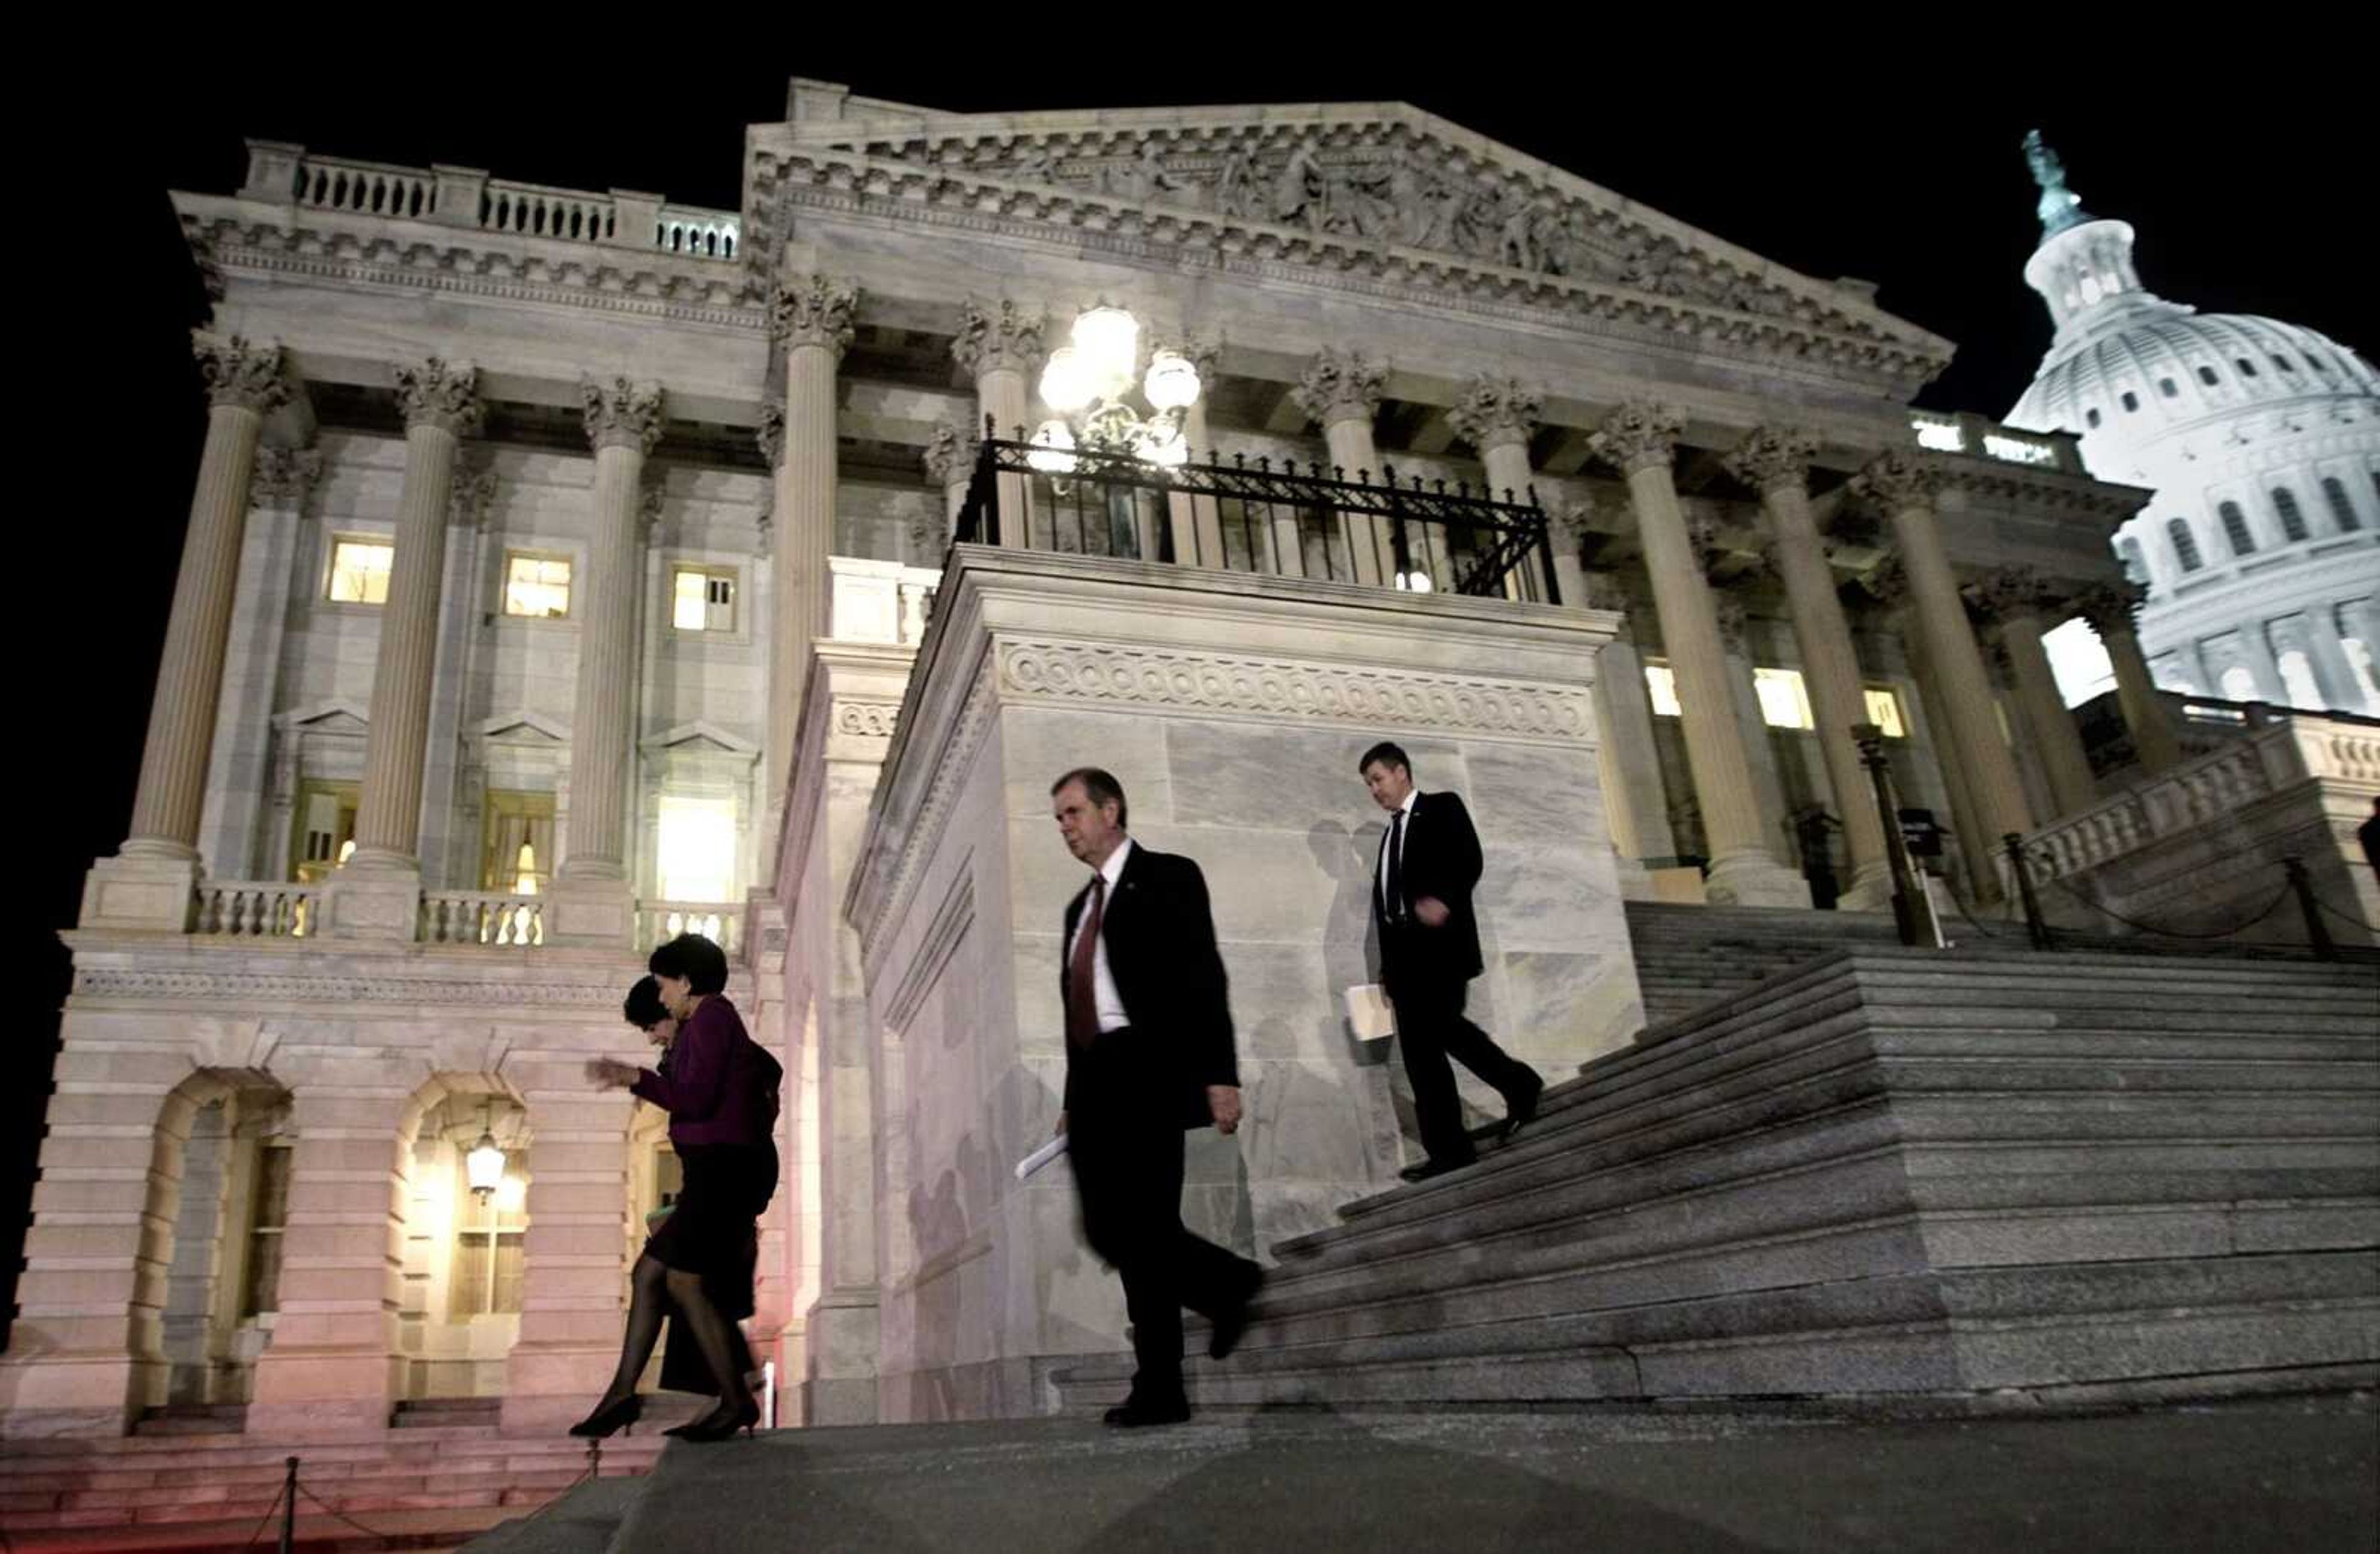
[756,405,787,470]
[1289,346,1388,429]
[1158,331,1223,382]
[950,297,1044,377]
[1547,498,1594,555]
[1965,564,2056,628]
[1685,507,1732,582]
[1849,449,1941,512]
[449,466,498,529]
[192,333,292,415]
[2071,578,2149,634]
[393,358,485,436]
[922,419,979,486]
[581,376,666,455]
[251,447,322,506]
[641,484,667,531]
[1589,399,1686,475]
[769,273,861,356]
[1445,374,1541,455]
[1722,424,1819,496]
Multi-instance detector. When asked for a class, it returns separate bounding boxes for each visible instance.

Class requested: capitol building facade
[5,79,2371,1470]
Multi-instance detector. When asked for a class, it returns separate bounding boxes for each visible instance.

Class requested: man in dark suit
[1051,766,1264,1426]
[1361,741,1543,1182]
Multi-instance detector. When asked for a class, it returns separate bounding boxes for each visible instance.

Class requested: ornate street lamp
[1030,303,1201,477]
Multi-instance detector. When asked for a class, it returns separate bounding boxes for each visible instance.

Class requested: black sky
[10,38,2371,1326]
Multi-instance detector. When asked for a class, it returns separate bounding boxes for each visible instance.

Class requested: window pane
[1752,667,1813,729]
[1862,688,1906,739]
[657,794,736,902]
[505,555,571,617]
[672,570,708,630]
[1643,664,1680,717]
[328,541,393,604]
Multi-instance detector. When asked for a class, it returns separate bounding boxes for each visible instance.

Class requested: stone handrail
[830,556,941,646]
[245,143,738,260]
[194,880,319,938]
[637,902,743,954]
[423,890,545,947]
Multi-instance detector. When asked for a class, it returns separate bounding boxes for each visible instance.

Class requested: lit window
[1644,664,1681,717]
[1753,667,1814,730]
[327,540,393,604]
[503,554,571,618]
[451,1147,527,1318]
[2166,518,2203,573]
[2158,377,2178,398]
[2043,617,2117,706]
[2272,488,2307,542]
[2321,476,2361,532]
[671,567,737,632]
[481,791,553,896]
[656,794,736,903]
[2197,365,2219,386]
[2236,358,2260,378]
[291,780,359,884]
[1912,418,1965,453]
[1862,687,1906,739]
[2218,501,2256,556]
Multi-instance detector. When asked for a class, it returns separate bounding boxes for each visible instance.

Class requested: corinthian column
[2073,580,2183,773]
[1592,402,1808,906]
[766,274,858,828]
[1726,426,1890,907]
[548,378,665,944]
[1293,348,1391,584]
[330,360,482,936]
[1972,567,2099,819]
[1448,375,1546,600]
[950,299,1042,548]
[1852,452,2034,864]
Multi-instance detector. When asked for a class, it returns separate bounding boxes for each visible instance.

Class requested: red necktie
[1065,874,1108,1049]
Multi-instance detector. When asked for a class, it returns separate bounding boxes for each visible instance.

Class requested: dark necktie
[1384,809,1407,924]
[1065,874,1108,1049]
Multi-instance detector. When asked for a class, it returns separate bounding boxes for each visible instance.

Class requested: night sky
[10,40,2369,1327]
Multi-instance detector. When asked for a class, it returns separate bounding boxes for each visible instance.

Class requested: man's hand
[1414,895,1451,928]
[1208,1085,1243,1135]
[1054,1110,1069,1138]
[587,1058,641,1090]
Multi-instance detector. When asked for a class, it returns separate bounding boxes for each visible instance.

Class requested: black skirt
[645,1142,778,1287]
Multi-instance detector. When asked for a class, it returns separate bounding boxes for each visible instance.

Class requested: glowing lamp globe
[1142,350,1201,411]
[465,1131,506,1198]
[1038,346,1092,414]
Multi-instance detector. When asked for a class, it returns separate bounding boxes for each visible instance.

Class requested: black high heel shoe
[567,1394,643,1438]
[669,1397,761,1442]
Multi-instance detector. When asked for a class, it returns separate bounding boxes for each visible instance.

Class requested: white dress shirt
[1066,837,1134,1035]
[1377,789,1419,918]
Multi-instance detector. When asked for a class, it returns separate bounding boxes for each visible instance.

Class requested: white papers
[1344,983,1397,1042]
[1013,1133,1070,1182]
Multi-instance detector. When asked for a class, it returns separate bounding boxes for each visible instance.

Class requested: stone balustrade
[421,889,545,948]
[193,880,319,938]
[637,901,743,954]
[250,144,738,259]
[829,556,939,646]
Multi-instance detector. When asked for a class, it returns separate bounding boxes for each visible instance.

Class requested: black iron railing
[952,420,1559,603]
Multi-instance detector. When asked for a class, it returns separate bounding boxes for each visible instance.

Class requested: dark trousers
[1067,1032,1258,1402]
[1388,976,1540,1165]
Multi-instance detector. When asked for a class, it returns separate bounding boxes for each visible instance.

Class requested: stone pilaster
[2074,580,2183,773]
[921,419,976,540]
[500,1073,636,1434]
[765,274,860,848]
[1448,375,1546,600]
[86,335,290,929]
[950,297,1041,548]
[1726,426,1891,908]
[1972,566,2099,819]
[1293,347,1391,584]
[549,377,666,946]
[1853,452,2034,880]
[1592,402,1807,906]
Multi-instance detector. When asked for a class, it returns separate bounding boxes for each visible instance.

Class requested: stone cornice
[1920,452,2154,525]
[746,121,1950,398]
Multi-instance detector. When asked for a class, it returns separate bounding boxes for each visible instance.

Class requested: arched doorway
[395,1079,532,1400]
[145,1070,292,1418]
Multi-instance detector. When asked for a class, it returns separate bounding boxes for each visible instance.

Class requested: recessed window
[2120,390,2140,413]
[503,553,571,618]
[239,1143,292,1319]
[2158,377,2179,398]
[1644,663,1681,717]
[327,539,393,604]
[1862,687,1907,739]
[1753,667,1814,731]
[2273,354,2296,373]
[290,779,359,884]
[671,566,738,632]
[2272,487,2308,542]
[2085,407,2103,428]
[2322,476,2361,532]
[2218,501,2256,556]
[2197,365,2219,386]
[2166,517,2203,573]
[2236,358,2260,378]
[657,794,738,903]
[2307,354,2332,375]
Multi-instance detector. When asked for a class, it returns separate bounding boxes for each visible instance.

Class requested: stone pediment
[273,699,369,736]
[640,720,758,757]
[475,710,568,745]
[749,100,1951,397]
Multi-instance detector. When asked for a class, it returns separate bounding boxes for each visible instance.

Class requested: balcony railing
[954,427,1559,602]
[637,902,743,955]
[423,890,545,947]
[194,882,319,939]
[185,879,746,954]
[242,143,739,260]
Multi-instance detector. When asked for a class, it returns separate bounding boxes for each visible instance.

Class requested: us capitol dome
[2006,133,2379,712]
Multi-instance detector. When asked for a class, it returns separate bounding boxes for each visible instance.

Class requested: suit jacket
[1060,843,1239,1130]
[1371,789,1487,990]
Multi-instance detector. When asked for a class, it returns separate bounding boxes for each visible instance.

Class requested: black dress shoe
[669,1397,760,1442]
[1501,1077,1545,1141]
[566,1394,642,1438]
[1398,1157,1470,1183]
[1207,1265,1264,1361]
[1104,1396,1191,1428]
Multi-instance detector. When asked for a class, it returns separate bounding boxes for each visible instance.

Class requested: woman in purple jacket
[571,934,782,1443]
